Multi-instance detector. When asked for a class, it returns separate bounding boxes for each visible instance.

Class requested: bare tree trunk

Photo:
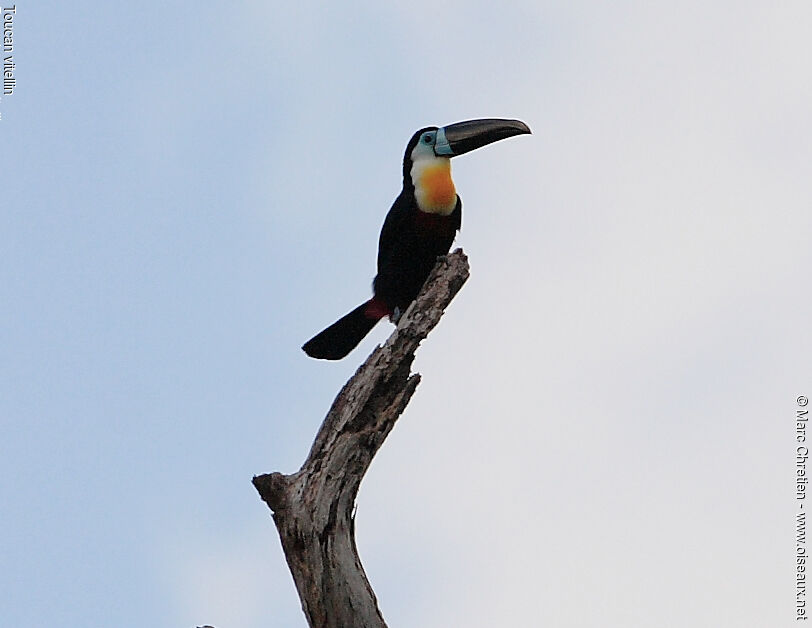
[253,249,470,628]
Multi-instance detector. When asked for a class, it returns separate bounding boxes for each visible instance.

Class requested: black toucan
[303,118,531,360]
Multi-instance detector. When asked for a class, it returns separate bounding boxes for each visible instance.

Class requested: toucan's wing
[451,195,462,232]
[377,192,412,272]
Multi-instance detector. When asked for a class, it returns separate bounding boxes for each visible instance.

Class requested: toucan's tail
[302,298,388,360]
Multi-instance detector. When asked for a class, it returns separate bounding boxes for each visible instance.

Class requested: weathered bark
[253,249,470,628]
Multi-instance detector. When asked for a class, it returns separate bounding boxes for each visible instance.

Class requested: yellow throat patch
[412,158,457,215]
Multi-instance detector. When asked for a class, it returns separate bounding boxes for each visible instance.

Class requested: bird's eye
[423,134,433,144]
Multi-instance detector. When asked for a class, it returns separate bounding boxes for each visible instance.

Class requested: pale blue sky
[2,2,811,627]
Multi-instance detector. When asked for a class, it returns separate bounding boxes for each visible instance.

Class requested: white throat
[410,156,456,216]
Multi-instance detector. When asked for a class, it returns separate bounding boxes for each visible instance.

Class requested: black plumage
[302,118,530,360]
[302,128,460,360]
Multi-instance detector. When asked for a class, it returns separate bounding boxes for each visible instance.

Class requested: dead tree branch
[253,249,470,628]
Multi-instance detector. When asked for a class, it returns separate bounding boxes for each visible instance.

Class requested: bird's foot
[390,306,403,324]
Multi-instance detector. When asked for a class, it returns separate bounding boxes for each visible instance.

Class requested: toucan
[302,118,531,360]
